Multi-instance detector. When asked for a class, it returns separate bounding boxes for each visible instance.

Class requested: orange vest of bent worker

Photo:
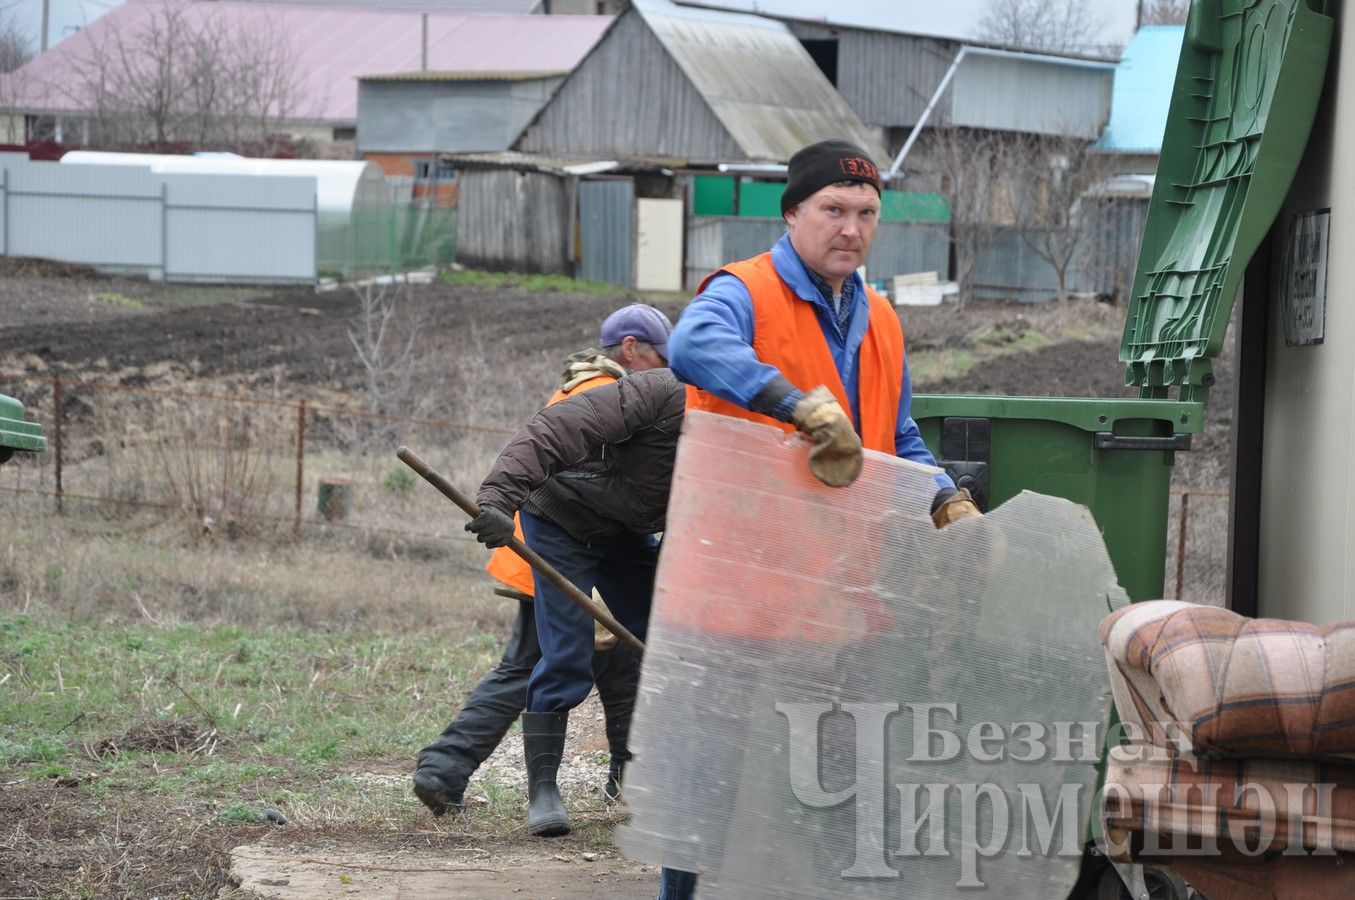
[673,251,905,643]
[685,252,904,453]
[484,373,618,596]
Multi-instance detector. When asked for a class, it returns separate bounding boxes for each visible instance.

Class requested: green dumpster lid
[1121,0,1334,404]
[0,393,47,453]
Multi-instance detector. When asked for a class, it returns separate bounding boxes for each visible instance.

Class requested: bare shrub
[922,127,1020,308]
[348,281,423,417]
[1004,132,1119,302]
[151,398,286,538]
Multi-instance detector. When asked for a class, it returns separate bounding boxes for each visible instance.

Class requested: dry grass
[0,509,507,630]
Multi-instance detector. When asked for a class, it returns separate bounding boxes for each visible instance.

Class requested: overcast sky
[9,0,1145,56]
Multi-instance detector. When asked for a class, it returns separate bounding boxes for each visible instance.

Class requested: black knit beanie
[780,140,882,214]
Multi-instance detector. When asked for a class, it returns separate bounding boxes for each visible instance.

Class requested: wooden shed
[514,0,886,164]
[453,155,576,274]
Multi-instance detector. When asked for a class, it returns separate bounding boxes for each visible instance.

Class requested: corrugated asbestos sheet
[645,1,886,162]
[516,0,885,164]
[579,180,635,286]
[455,169,571,274]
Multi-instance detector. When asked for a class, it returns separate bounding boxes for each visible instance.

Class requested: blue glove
[466,506,515,548]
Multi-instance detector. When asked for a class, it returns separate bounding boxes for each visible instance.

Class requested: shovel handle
[397,446,645,655]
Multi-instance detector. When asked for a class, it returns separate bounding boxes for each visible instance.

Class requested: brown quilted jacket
[475,369,685,542]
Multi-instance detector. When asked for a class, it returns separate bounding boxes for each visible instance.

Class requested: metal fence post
[52,376,63,514]
[294,398,306,538]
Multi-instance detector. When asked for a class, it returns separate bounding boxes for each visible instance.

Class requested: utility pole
[41,0,51,52]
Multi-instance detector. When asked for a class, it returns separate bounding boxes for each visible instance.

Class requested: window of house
[332,126,357,141]
[413,159,456,180]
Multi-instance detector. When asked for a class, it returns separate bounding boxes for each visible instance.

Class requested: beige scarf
[559,348,627,392]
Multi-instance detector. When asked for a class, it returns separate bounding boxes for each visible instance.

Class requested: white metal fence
[0,154,318,284]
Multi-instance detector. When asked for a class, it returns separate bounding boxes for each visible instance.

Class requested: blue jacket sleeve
[668,273,791,408]
[895,361,956,491]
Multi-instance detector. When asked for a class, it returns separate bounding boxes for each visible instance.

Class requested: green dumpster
[913,396,1201,603]
[913,2,1335,890]
[0,393,46,465]
[915,0,1334,603]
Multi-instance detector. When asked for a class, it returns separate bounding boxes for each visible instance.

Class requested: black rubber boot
[594,644,639,803]
[411,768,466,817]
[522,710,571,837]
[603,757,627,804]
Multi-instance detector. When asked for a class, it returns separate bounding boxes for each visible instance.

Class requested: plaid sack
[1100,601,1355,758]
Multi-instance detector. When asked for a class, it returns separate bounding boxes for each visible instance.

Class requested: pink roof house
[6,0,610,135]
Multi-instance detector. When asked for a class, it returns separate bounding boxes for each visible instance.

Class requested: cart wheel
[1096,864,1192,900]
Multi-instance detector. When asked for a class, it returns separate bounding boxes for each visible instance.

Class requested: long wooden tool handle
[397,446,645,655]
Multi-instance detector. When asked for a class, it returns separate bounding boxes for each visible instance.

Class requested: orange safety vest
[671,252,907,643]
[484,373,618,597]
[685,252,904,453]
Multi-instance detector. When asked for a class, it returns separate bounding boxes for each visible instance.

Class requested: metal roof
[673,0,1122,60]
[631,0,886,163]
[359,70,566,82]
[671,0,980,41]
[230,0,542,11]
[443,151,671,176]
[1094,26,1184,153]
[11,1,608,123]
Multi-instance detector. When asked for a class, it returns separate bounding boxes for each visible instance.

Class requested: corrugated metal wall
[0,157,316,283]
[951,55,1113,139]
[790,23,957,130]
[515,12,743,162]
[1075,197,1150,303]
[456,168,572,274]
[683,217,951,291]
[579,179,634,286]
[163,173,317,282]
[970,197,1149,302]
[357,78,562,155]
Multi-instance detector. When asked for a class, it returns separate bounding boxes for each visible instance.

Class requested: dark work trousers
[520,510,657,712]
[416,598,642,795]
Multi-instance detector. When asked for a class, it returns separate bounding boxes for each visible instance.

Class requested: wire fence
[0,371,1231,603]
[0,372,515,561]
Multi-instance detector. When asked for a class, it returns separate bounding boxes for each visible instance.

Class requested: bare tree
[1005,132,1116,302]
[66,1,302,152]
[347,281,423,420]
[920,126,1020,308]
[0,12,31,73]
[1139,0,1191,26]
[974,0,1106,55]
[0,12,32,142]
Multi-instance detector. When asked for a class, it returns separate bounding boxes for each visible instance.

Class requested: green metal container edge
[0,394,47,453]
[912,394,1204,435]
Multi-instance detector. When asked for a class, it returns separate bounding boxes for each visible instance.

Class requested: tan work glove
[593,589,619,651]
[791,386,863,488]
[931,488,982,529]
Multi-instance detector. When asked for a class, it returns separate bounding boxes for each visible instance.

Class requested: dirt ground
[0,263,1237,897]
[0,260,1233,489]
